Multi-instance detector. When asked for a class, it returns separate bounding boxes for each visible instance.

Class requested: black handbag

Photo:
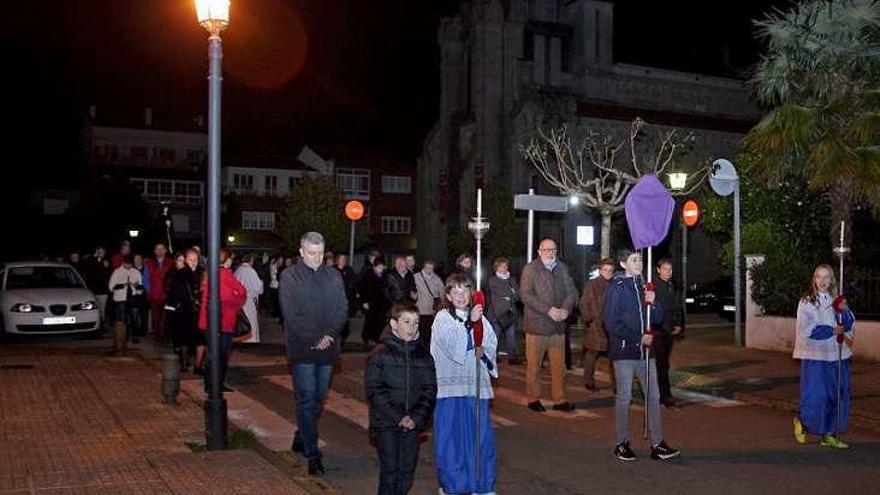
[234,308,252,337]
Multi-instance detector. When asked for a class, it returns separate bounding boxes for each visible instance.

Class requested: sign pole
[527,188,535,263]
[349,220,355,263]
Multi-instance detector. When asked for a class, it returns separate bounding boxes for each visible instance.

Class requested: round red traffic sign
[345,200,365,221]
[682,200,700,227]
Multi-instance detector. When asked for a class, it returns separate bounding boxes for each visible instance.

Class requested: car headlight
[72,301,97,311]
[11,303,46,313]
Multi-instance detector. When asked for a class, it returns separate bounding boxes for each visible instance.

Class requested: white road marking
[180,379,327,451]
[267,374,519,429]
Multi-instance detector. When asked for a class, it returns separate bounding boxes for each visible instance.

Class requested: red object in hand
[644,282,654,306]
[472,290,485,347]
[833,295,847,344]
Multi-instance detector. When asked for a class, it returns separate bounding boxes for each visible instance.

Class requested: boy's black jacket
[365,333,437,432]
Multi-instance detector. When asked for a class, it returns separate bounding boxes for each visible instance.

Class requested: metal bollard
[113,321,127,357]
[162,353,181,404]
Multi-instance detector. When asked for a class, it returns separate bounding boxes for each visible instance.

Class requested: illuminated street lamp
[667,171,689,333]
[667,172,688,191]
[227,235,235,244]
[195,0,230,451]
[128,229,140,238]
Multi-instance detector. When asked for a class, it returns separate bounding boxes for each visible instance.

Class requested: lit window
[336,168,370,198]
[242,211,275,231]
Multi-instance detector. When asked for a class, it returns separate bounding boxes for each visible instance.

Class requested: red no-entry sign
[345,200,365,221]
[682,200,700,227]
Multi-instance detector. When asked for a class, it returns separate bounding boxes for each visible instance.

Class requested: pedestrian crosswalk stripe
[179,379,327,451]
[265,374,519,429]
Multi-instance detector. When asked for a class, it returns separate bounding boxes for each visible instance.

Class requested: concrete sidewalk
[664,320,880,432]
[0,340,329,494]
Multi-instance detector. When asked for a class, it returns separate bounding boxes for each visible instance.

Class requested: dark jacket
[386,269,416,303]
[602,275,664,361]
[486,274,519,323]
[519,258,578,336]
[335,265,357,304]
[165,266,201,314]
[280,262,349,365]
[580,276,611,351]
[80,256,111,295]
[359,269,390,312]
[653,278,682,334]
[365,332,437,432]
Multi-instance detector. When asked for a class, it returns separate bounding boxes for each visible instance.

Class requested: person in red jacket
[110,240,131,269]
[145,242,174,345]
[198,248,247,393]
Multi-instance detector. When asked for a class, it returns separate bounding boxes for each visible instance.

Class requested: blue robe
[798,312,854,435]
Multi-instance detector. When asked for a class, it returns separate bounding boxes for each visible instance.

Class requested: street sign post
[710,158,743,347]
[514,193,569,262]
[345,200,364,262]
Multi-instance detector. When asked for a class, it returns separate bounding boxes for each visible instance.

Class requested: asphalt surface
[4,315,879,495]
[220,315,880,495]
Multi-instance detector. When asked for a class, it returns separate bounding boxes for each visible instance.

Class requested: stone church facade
[418,0,762,270]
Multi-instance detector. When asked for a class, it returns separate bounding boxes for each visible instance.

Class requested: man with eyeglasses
[519,238,578,413]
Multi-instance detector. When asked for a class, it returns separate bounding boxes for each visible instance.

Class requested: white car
[1,262,102,336]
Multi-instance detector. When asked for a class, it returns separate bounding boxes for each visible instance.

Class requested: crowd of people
[59,230,855,494]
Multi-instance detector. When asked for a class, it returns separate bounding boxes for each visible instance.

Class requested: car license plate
[723,305,736,312]
[43,316,76,325]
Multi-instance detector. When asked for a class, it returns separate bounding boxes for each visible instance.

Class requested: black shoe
[307,458,325,475]
[615,441,637,461]
[651,440,681,460]
[527,401,546,412]
[291,438,303,453]
[552,402,576,412]
[193,367,205,376]
[662,398,680,409]
[584,381,597,392]
[222,385,235,393]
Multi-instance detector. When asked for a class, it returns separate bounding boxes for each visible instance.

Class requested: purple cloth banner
[624,175,675,249]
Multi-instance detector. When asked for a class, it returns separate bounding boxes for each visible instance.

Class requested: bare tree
[520,118,706,258]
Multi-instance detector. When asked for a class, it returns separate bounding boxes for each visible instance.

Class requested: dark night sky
[1,0,791,183]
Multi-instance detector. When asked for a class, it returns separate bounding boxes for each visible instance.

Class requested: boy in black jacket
[365,302,437,495]
[603,248,680,462]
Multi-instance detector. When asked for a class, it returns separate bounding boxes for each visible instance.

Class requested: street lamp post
[667,172,688,332]
[195,0,230,451]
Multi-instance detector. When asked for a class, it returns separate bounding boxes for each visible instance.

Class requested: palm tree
[744,0,880,246]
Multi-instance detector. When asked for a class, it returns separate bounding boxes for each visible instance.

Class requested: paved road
[216,315,880,495]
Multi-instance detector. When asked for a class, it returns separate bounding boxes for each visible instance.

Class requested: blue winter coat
[603,275,664,361]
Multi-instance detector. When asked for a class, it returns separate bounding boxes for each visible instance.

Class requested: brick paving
[0,347,317,494]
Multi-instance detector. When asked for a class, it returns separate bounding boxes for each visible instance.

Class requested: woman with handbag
[414,259,445,347]
[487,257,521,364]
[198,248,247,393]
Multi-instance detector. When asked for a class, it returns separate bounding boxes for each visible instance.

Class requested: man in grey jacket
[519,238,578,412]
[280,232,348,475]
